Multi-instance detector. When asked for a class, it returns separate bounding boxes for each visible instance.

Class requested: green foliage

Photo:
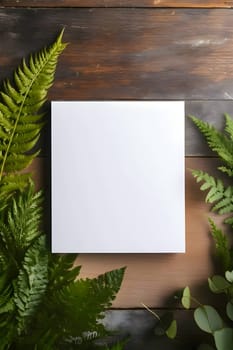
[0,186,125,349]
[194,305,224,334]
[191,114,233,267]
[173,115,233,350]
[179,281,233,350]
[0,32,125,349]
[0,29,67,210]
[191,114,233,229]
[190,115,233,172]
[208,219,232,271]
[192,170,233,227]
[14,235,48,336]
[31,266,126,347]
[181,286,191,309]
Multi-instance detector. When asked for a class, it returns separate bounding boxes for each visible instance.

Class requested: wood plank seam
[1,1,233,8]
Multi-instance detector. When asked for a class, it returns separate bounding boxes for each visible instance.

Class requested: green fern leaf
[0,29,66,205]
[209,218,231,270]
[0,284,14,314]
[0,183,43,262]
[218,203,233,215]
[0,314,16,350]
[213,197,232,211]
[192,170,224,203]
[14,235,48,335]
[192,170,233,222]
[36,267,126,343]
[218,166,233,177]
[190,115,233,167]
[225,113,233,140]
[48,254,81,291]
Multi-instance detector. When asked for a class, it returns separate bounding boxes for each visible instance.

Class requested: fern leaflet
[192,169,233,226]
[32,267,126,345]
[14,235,48,335]
[208,218,232,270]
[48,253,81,291]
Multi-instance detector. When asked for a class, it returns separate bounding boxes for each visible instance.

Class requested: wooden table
[1,1,233,348]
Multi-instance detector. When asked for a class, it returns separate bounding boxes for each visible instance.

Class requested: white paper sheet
[51,101,185,253]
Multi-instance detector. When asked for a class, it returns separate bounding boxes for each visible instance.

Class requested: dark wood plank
[1,9,233,100]
[1,0,233,8]
[101,309,203,350]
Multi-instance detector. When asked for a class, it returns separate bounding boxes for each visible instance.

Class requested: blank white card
[51,101,185,253]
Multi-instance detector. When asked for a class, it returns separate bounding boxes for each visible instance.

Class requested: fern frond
[14,235,48,335]
[48,254,81,291]
[192,170,233,227]
[0,183,43,261]
[192,170,225,203]
[0,29,66,205]
[225,113,233,140]
[209,218,232,270]
[190,115,233,168]
[37,267,126,344]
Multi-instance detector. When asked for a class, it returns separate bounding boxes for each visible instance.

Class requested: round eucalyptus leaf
[194,305,223,334]
[226,301,233,321]
[166,319,177,339]
[225,271,233,283]
[214,328,233,350]
[181,286,191,309]
[208,276,230,294]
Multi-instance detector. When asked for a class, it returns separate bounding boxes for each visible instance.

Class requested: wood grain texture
[38,100,233,157]
[1,9,233,100]
[1,0,233,8]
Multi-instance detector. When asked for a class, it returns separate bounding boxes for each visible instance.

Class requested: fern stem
[141,302,160,321]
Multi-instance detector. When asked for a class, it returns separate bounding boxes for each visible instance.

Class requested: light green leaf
[166,319,177,339]
[181,286,191,309]
[214,328,233,350]
[225,270,233,283]
[194,305,223,334]
[226,301,233,321]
